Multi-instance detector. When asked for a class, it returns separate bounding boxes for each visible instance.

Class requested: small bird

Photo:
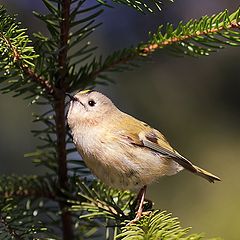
[67,90,220,222]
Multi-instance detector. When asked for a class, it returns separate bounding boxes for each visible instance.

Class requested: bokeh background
[0,0,239,239]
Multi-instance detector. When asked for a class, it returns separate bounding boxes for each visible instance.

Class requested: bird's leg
[135,185,146,220]
[128,185,147,225]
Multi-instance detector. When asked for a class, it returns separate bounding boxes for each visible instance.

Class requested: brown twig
[54,92,74,239]
[0,32,56,96]
[58,0,71,90]
[141,20,240,54]
[55,0,74,239]
[88,20,240,80]
[21,66,56,95]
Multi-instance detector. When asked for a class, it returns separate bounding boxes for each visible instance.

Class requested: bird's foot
[142,210,152,216]
[127,211,142,225]
[127,210,152,225]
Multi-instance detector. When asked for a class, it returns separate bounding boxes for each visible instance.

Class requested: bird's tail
[172,156,221,183]
[192,165,221,183]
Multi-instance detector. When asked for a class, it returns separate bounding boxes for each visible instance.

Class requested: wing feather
[112,113,220,183]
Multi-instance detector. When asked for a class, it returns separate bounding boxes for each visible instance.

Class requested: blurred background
[0,0,239,239]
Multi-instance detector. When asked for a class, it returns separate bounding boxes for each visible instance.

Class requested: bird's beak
[66,93,85,107]
[66,93,76,101]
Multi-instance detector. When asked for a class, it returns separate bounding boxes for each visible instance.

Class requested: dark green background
[0,1,239,239]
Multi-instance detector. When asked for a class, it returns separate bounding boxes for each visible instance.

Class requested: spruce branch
[116,210,210,240]
[81,8,240,85]
[0,175,57,200]
[21,66,56,95]
[70,180,134,222]
[0,175,86,239]
[0,6,56,97]
[140,9,240,56]
[0,179,58,239]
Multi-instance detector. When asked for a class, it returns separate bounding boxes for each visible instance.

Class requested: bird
[67,90,220,223]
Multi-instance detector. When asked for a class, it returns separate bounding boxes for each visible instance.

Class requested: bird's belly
[81,153,142,190]
[80,144,183,191]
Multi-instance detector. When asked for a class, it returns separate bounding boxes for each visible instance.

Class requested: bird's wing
[138,129,199,172]
[112,115,220,183]
[112,114,220,183]
[120,121,220,182]
[114,116,182,158]
[127,126,187,160]
[115,116,199,171]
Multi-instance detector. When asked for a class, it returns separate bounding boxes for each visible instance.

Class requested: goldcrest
[67,90,220,192]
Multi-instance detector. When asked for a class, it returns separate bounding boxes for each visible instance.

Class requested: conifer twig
[21,66,55,95]
[0,32,56,96]
[3,187,56,200]
[140,19,240,54]
[87,12,240,81]
[55,0,74,239]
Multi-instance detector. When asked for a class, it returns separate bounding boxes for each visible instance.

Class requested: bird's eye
[88,100,96,107]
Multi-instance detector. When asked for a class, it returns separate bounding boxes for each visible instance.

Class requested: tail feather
[193,165,221,183]
[172,156,221,183]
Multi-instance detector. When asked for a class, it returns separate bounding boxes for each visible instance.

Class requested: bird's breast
[72,127,182,190]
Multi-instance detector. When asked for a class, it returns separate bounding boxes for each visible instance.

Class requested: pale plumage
[67,90,220,223]
[67,90,220,191]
